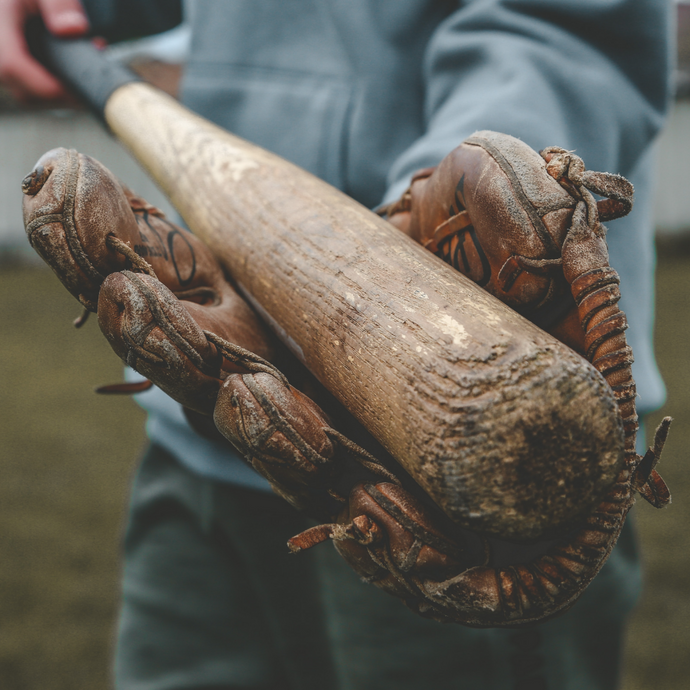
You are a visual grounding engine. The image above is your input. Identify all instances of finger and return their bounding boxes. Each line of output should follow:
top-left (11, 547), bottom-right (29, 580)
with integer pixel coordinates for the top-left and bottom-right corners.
top-left (0, 1), bottom-right (72, 100)
top-left (97, 271), bottom-right (224, 415)
top-left (2, 50), bottom-right (68, 101)
top-left (37, 0), bottom-right (89, 37)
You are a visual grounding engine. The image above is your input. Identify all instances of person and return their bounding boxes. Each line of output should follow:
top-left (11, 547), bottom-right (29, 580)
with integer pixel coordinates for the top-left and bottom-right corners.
top-left (0, 1), bottom-right (672, 688)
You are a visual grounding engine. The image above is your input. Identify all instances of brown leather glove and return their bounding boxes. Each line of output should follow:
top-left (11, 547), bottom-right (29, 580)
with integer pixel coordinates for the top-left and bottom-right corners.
top-left (22, 138), bottom-right (669, 628)
top-left (380, 132), bottom-right (636, 354)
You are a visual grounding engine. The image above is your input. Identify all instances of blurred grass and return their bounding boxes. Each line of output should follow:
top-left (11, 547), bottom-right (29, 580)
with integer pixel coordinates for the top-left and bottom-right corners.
top-left (621, 250), bottom-right (690, 690)
top-left (0, 262), bottom-right (145, 689)
top-left (0, 254), bottom-right (688, 689)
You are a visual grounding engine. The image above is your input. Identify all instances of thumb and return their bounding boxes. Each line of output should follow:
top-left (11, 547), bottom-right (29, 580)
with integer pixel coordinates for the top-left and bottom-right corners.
top-left (37, 0), bottom-right (89, 37)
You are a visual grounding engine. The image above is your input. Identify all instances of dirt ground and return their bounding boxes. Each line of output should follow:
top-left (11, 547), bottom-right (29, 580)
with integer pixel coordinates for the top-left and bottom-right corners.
top-left (0, 254), bottom-right (688, 689)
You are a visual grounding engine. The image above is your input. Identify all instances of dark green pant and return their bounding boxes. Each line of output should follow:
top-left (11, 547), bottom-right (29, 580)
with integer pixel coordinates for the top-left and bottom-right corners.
top-left (115, 445), bottom-right (641, 690)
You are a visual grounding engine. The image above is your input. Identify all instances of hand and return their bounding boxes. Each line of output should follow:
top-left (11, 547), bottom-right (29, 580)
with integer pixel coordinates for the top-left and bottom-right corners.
top-left (0, 0), bottom-right (89, 102)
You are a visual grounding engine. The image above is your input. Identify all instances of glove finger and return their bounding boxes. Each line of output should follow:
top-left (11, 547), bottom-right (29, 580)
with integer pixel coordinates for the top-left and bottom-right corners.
top-left (335, 482), bottom-right (473, 577)
top-left (22, 147), bottom-right (229, 309)
top-left (398, 133), bottom-right (577, 315)
top-left (23, 148), bottom-right (132, 310)
top-left (98, 270), bottom-right (233, 414)
top-left (214, 371), bottom-right (338, 514)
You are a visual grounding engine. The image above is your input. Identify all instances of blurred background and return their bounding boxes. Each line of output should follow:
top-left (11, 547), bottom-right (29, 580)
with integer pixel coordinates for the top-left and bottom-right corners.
top-left (1, 6), bottom-right (690, 690)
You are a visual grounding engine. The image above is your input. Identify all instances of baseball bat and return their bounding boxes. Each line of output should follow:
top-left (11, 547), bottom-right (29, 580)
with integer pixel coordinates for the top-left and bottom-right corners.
top-left (32, 30), bottom-right (623, 541)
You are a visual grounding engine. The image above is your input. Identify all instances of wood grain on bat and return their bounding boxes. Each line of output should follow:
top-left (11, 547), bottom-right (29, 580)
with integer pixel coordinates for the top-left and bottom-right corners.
top-left (104, 83), bottom-right (623, 540)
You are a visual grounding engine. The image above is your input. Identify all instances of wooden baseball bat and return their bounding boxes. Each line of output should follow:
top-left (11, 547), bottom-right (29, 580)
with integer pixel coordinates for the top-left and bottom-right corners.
top-left (34, 31), bottom-right (623, 541)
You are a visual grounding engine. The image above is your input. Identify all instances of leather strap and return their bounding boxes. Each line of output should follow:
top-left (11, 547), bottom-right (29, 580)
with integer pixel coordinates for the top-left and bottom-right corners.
top-left (423, 210), bottom-right (471, 254)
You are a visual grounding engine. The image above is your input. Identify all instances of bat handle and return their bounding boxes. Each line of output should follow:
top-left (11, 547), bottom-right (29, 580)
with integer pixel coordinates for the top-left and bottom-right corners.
top-left (26, 17), bottom-right (140, 119)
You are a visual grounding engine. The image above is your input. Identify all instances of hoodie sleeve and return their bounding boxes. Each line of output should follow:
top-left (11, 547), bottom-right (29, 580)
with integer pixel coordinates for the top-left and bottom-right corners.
top-left (384, 0), bottom-right (673, 201)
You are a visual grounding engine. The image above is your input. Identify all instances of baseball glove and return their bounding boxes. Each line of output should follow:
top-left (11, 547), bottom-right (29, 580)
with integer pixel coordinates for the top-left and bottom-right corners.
top-left (21, 133), bottom-right (670, 628)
